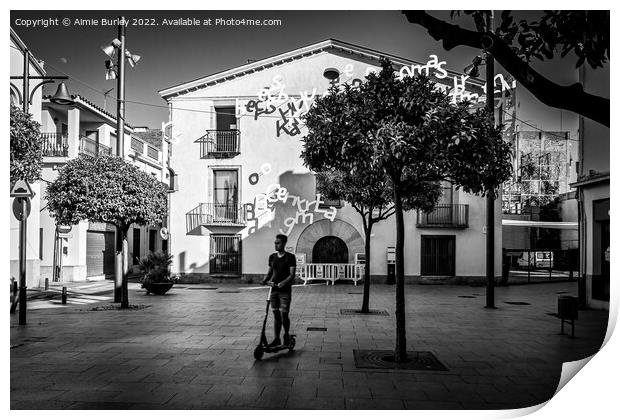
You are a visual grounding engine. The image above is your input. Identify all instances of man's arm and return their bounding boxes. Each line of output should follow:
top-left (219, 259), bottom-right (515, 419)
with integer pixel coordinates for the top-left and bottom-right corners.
top-left (262, 266), bottom-right (274, 285)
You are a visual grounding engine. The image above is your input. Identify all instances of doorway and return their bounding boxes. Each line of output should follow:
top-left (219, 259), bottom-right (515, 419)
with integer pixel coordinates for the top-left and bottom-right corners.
top-left (312, 236), bottom-right (348, 264)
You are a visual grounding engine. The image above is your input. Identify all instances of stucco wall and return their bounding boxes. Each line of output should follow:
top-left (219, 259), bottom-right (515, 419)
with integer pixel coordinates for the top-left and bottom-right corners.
top-left (168, 50), bottom-right (501, 280)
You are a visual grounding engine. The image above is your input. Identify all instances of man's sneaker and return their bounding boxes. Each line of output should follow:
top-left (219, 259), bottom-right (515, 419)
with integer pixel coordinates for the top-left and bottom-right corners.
top-left (283, 334), bottom-right (291, 347)
top-left (268, 338), bottom-right (281, 348)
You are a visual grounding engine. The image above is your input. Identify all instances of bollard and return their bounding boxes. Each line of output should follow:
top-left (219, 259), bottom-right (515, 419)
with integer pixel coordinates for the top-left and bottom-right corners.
top-left (45, 277), bottom-right (49, 290)
top-left (61, 286), bottom-right (67, 305)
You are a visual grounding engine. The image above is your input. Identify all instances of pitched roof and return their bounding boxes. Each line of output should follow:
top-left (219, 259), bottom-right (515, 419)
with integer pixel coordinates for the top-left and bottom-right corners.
top-left (159, 38), bottom-right (484, 100)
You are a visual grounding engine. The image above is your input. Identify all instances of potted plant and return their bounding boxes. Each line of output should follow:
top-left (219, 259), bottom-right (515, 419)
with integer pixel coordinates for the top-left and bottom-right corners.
top-left (138, 251), bottom-right (177, 295)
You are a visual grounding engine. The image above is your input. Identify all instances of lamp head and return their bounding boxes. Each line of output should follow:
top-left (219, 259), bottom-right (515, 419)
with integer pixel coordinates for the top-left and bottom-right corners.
top-left (49, 82), bottom-right (74, 106)
top-left (101, 39), bottom-right (121, 59)
top-left (125, 51), bottom-right (141, 68)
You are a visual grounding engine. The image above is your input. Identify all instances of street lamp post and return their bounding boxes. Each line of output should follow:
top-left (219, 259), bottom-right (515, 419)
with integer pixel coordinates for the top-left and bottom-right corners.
top-left (102, 17), bottom-right (140, 307)
top-left (10, 49), bottom-right (74, 325)
top-left (484, 12), bottom-right (496, 309)
top-left (464, 11), bottom-right (496, 308)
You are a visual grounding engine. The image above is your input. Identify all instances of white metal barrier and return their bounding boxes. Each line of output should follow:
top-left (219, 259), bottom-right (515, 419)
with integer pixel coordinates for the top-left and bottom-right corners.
top-left (299, 263), bottom-right (364, 286)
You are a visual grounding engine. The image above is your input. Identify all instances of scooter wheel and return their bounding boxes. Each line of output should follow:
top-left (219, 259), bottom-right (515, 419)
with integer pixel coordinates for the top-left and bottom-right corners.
top-left (253, 345), bottom-right (264, 360)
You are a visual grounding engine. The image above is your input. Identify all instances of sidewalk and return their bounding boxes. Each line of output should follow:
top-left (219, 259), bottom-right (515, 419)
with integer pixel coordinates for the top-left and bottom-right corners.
top-left (10, 281), bottom-right (608, 410)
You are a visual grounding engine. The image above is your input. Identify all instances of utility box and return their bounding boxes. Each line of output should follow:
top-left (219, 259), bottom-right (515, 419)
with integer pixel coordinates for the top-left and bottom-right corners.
top-left (386, 247), bottom-right (396, 285)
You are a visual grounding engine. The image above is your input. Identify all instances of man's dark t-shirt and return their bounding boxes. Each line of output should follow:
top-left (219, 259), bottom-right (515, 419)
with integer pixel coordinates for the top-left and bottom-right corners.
top-left (269, 252), bottom-right (296, 293)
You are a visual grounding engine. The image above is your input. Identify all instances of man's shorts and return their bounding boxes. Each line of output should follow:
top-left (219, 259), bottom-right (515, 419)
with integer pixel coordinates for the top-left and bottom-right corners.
top-left (270, 290), bottom-right (291, 313)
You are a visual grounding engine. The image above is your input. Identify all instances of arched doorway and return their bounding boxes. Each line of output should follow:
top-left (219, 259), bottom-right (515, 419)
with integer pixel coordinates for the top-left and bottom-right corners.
top-left (312, 236), bottom-right (348, 263)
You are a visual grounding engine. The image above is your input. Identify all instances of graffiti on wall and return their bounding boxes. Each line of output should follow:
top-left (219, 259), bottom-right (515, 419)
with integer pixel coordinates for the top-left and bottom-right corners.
top-left (240, 55), bottom-right (516, 138)
top-left (245, 182), bottom-right (337, 236)
top-left (248, 163), bottom-right (272, 185)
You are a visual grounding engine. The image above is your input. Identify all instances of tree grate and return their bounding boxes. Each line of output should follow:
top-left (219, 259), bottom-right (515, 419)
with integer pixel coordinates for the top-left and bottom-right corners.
top-left (353, 349), bottom-right (448, 371)
top-left (216, 290), bottom-right (240, 293)
top-left (504, 301), bottom-right (531, 305)
top-left (340, 309), bottom-right (389, 316)
top-left (307, 327), bottom-right (327, 331)
top-left (457, 295), bottom-right (477, 298)
top-left (188, 287), bottom-right (218, 290)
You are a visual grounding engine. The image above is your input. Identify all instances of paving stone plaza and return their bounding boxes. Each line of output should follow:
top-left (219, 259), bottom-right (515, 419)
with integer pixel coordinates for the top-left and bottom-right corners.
top-left (10, 281), bottom-right (608, 410)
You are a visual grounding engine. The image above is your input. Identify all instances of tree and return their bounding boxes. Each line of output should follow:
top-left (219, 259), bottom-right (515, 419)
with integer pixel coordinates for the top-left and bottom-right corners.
top-left (303, 60), bottom-right (512, 362)
top-left (46, 155), bottom-right (168, 308)
top-left (10, 104), bottom-right (42, 186)
top-left (402, 10), bottom-right (610, 127)
top-left (314, 170), bottom-right (394, 313)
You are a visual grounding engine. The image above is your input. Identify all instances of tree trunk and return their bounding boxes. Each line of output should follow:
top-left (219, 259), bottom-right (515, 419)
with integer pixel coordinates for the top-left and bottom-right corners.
top-left (361, 219), bottom-right (373, 313)
top-left (121, 227), bottom-right (129, 309)
top-left (393, 184), bottom-right (408, 363)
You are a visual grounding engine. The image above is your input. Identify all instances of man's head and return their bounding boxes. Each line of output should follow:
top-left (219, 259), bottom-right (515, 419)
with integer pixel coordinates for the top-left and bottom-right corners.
top-left (274, 234), bottom-right (287, 252)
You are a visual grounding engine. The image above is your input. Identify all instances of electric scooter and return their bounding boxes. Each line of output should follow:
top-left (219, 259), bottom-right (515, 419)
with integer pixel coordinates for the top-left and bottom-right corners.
top-left (253, 285), bottom-right (296, 360)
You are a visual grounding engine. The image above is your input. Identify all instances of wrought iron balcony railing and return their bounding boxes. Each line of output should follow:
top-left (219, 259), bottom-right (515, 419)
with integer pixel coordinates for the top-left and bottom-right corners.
top-left (79, 136), bottom-right (112, 157)
top-left (416, 204), bottom-right (469, 228)
top-left (195, 130), bottom-right (240, 158)
top-left (41, 132), bottom-right (69, 157)
top-left (186, 202), bottom-right (245, 232)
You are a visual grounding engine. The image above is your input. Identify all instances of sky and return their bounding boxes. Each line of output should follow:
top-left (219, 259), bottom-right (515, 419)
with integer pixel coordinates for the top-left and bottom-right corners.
top-left (9, 9), bottom-right (591, 138)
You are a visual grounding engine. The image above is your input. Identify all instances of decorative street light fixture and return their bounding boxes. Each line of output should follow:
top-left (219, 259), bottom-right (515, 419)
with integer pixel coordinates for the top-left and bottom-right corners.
top-left (10, 48), bottom-right (74, 326)
top-left (101, 17), bottom-right (141, 308)
top-left (10, 49), bottom-right (74, 113)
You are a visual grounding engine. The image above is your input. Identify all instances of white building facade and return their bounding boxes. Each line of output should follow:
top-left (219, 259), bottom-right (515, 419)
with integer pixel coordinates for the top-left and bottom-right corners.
top-left (37, 96), bottom-right (170, 284)
top-left (159, 39), bottom-right (503, 284)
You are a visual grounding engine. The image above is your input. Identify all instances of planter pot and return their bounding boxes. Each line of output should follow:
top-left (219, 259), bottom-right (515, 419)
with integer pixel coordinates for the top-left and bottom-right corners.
top-left (144, 282), bottom-right (174, 295)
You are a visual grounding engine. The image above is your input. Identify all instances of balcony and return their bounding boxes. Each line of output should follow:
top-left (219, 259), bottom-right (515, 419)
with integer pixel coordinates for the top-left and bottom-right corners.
top-left (186, 202), bottom-right (245, 233)
top-left (41, 132), bottom-right (68, 157)
top-left (79, 136), bottom-right (112, 157)
top-left (416, 204), bottom-right (469, 228)
top-left (195, 130), bottom-right (240, 159)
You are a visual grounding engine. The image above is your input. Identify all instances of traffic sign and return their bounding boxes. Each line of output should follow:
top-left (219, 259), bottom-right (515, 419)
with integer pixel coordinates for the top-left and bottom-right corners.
top-left (160, 227), bottom-right (169, 240)
top-left (10, 179), bottom-right (35, 198)
top-left (12, 197), bottom-right (31, 221)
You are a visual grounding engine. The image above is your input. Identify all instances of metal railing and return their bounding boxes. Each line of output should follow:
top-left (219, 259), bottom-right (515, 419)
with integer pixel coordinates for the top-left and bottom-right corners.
top-left (186, 202), bottom-right (245, 232)
top-left (41, 132), bottom-right (69, 157)
top-left (299, 263), bottom-right (364, 286)
top-left (416, 204), bottom-right (469, 228)
top-left (79, 136), bottom-right (112, 157)
top-left (196, 130), bottom-right (240, 158)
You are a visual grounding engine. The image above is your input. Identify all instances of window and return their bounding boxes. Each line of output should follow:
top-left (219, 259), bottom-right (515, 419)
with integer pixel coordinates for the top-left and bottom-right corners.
top-left (214, 107), bottom-right (239, 153)
top-left (149, 229), bottom-right (157, 253)
top-left (213, 170), bottom-right (239, 221)
top-left (210, 235), bottom-right (241, 274)
top-left (132, 228), bottom-right (141, 265)
top-left (420, 235), bottom-right (455, 276)
top-left (39, 228), bottom-right (43, 260)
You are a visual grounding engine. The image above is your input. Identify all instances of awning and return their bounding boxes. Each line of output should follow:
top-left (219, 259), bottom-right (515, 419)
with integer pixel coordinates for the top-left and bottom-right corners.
top-left (502, 220), bottom-right (578, 229)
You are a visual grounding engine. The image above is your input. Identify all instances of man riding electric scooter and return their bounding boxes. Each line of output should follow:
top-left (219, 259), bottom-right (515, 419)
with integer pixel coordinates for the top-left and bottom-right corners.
top-left (261, 234), bottom-right (296, 348)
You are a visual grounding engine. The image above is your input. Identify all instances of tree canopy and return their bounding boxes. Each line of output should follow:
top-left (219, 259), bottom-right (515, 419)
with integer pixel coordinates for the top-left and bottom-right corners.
top-left (46, 155), bottom-right (168, 231)
top-left (303, 59), bottom-right (512, 361)
top-left (10, 104), bottom-right (42, 186)
top-left (403, 10), bottom-right (610, 127)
